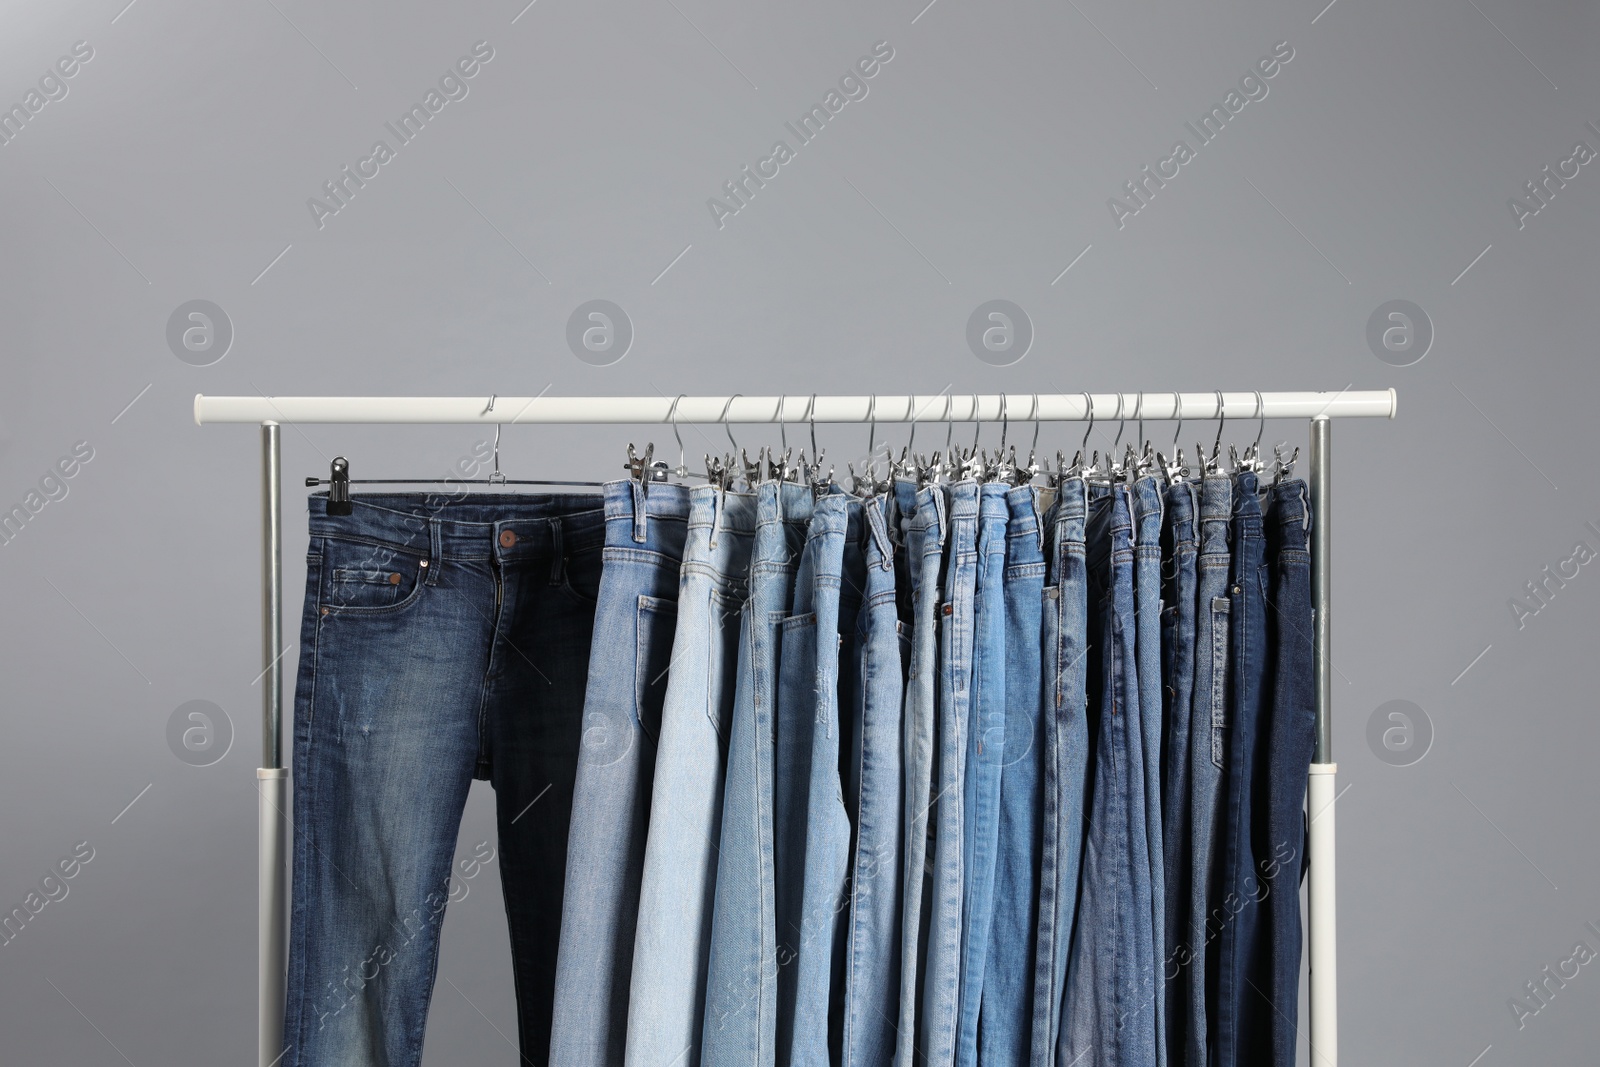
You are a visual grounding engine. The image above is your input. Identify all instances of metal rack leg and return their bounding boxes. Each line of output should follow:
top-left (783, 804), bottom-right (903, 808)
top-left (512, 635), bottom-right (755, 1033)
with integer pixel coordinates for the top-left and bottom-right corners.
top-left (260, 423), bottom-right (287, 1067)
top-left (1308, 417), bottom-right (1336, 1067)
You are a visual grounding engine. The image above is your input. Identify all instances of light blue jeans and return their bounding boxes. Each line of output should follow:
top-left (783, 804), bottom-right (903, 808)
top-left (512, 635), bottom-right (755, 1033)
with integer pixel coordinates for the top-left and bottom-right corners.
top-left (1030, 481), bottom-right (1090, 1067)
top-left (1132, 476), bottom-right (1168, 1067)
top-left (922, 482), bottom-right (980, 1067)
top-left (780, 493), bottom-right (863, 1066)
top-left (624, 488), bottom-right (756, 1067)
top-left (977, 486), bottom-right (1046, 1067)
top-left (954, 484), bottom-right (1011, 1066)
top-left (700, 483), bottom-right (814, 1067)
top-left (894, 483), bottom-right (946, 1067)
top-left (551, 482), bottom-right (690, 1067)
top-left (841, 495), bottom-right (908, 1067)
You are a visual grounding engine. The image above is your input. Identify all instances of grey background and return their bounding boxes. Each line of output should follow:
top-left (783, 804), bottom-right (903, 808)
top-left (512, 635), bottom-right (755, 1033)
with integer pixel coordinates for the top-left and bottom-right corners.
top-left (0, 0), bottom-right (1595, 1063)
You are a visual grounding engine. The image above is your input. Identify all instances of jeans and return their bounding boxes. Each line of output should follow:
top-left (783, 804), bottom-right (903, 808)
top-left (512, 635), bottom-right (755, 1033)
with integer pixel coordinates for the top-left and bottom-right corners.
top-left (1061, 484), bottom-right (1158, 1067)
top-left (783, 494), bottom-right (865, 1066)
top-left (552, 482), bottom-right (690, 1067)
top-left (1156, 480), bottom-right (1198, 1067)
top-left (1131, 476), bottom-right (1168, 1067)
top-left (282, 492), bottom-right (604, 1067)
top-left (923, 482), bottom-right (980, 1067)
top-left (977, 487), bottom-right (1046, 1067)
top-left (895, 483), bottom-right (947, 1067)
top-left (701, 483), bottom-right (814, 1067)
top-left (1031, 481), bottom-right (1089, 1067)
top-left (842, 495), bottom-right (908, 1067)
top-left (954, 485), bottom-right (1011, 1067)
top-left (1214, 471), bottom-right (1271, 1067)
top-left (626, 488), bottom-right (756, 1067)
top-left (1263, 479), bottom-right (1315, 1067)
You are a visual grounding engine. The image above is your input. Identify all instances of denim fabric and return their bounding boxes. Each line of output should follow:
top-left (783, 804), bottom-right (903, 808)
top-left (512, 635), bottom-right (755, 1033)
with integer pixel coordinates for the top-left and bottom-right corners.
top-left (1263, 479), bottom-right (1314, 1067)
top-left (783, 494), bottom-right (865, 1066)
top-left (1061, 484), bottom-right (1158, 1067)
top-left (1156, 480), bottom-right (1198, 1067)
top-left (954, 484), bottom-right (1011, 1067)
top-left (701, 483), bottom-right (815, 1067)
top-left (282, 492), bottom-right (605, 1067)
top-left (1030, 481), bottom-right (1089, 1067)
top-left (922, 482), bottom-right (980, 1067)
top-left (1131, 476), bottom-right (1168, 1067)
top-left (841, 495), bottom-right (908, 1067)
top-left (552, 482), bottom-right (690, 1067)
top-left (1213, 471), bottom-right (1272, 1067)
top-left (977, 486), bottom-right (1046, 1067)
top-left (895, 483), bottom-right (947, 1067)
top-left (1182, 474), bottom-right (1231, 1067)
top-left (626, 488), bottom-right (756, 1067)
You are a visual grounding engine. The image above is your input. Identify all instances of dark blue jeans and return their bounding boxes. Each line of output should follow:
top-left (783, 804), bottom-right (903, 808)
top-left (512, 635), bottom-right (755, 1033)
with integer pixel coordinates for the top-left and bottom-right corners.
top-left (1158, 479), bottom-right (1198, 1067)
top-left (1214, 470), bottom-right (1272, 1067)
top-left (1263, 479), bottom-right (1315, 1067)
top-left (1061, 484), bottom-right (1158, 1067)
top-left (282, 492), bottom-right (606, 1067)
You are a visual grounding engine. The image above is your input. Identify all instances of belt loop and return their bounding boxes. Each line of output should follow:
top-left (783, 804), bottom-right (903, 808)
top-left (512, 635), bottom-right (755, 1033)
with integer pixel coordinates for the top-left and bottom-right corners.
top-left (426, 520), bottom-right (442, 585)
top-left (866, 497), bottom-right (894, 568)
top-left (710, 486), bottom-right (723, 549)
top-left (548, 517), bottom-right (564, 585)
top-left (1030, 487), bottom-right (1044, 553)
top-left (932, 487), bottom-right (949, 549)
top-left (631, 480), bottom-right (649, 544)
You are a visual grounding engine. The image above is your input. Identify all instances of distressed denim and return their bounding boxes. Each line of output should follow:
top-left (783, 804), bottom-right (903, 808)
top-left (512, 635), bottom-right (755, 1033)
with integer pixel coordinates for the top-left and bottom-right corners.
top-left (1183, 474), bottom-right (1231, 1067)
top-left (977, 486), bottom-right (1046, 1067)
top-left (1263, 480), bottom-right (1314, 1067)
top-left (1131, 476), bottom-right (1168, 1067)
top-left (783, 494), bottom-right (865, 1066)
top-left (1156, 480), bottom-right (1198, 1067)
top-left (894, 483), bottom-right (947, 1067)
top-left (922, 482), bottom-right (980, 1067)
top-left (282, 492), bottom-right (604, 1067)
top-left (552, 482), bottom-right (690, 1067)
top-left (1213, 471), bottom-right (1271, 1067)
top-left (954, 485), bottom-right (1011, 1067)
top-left (842, 495), bottom-right (908, 1067)
top-left (1031, 481), bottom-right (1089, 1067)
top-left (701, 483), bottom-right (814, 1067)
top-left (626, 488), bottom-right (756, 1067)
top-left (1061, 485), bottom-right (1158, 1067)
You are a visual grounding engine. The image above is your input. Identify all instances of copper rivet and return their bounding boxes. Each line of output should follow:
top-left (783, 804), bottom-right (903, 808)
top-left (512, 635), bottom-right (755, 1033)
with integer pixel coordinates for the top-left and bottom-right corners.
top-left (321, 607), bottom-right (329, 615)
top-left (500, 530), bottom-right (517, 548)
top-left (389, 572), bottom-right (401, 585)
top-left (942, 603), bottom-right (953, 616)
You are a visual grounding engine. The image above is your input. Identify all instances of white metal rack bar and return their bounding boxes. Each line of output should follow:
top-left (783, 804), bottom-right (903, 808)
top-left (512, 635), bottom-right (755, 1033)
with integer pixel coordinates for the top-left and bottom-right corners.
top-left (196, 389), bottom-right (1395, 1067)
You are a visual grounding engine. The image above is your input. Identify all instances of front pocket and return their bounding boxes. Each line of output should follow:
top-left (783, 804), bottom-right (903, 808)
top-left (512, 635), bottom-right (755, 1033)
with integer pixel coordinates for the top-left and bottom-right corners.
top-left (634, 594), bottom-right (678, 740)
top-left (1210, 596), bottom-right (1230, 767)
top-left (322, 539), bottom-right (428, 614)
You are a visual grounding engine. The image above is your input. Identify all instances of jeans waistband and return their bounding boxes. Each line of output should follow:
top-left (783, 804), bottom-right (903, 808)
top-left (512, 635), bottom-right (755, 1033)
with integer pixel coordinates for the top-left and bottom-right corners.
top-left (688, 485), bottom-right (759, 536)
top-left (308, 492), bottom-right (605, 561)
top-left (604, 480), bottom-right (691, 546)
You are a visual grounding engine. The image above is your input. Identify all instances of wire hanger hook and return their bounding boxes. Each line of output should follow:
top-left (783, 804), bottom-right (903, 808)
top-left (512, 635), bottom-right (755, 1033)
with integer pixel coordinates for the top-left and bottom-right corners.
top-left (667, 393), bottom-right (687, 475)
top-left (1172, 391), bottom-right (1184, 451)
top-left (720, 394), bottom-right (742, 454)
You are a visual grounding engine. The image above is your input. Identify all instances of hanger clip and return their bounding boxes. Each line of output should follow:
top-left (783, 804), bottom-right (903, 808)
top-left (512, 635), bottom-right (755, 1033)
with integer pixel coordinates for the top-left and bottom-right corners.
top-left (328, 457), bottom-right (352, 516)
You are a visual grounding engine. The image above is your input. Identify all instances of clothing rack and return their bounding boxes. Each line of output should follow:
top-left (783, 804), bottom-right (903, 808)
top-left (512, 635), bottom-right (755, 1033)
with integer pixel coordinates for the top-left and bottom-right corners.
top-left (194, 389), bottom-right (1397, 1067)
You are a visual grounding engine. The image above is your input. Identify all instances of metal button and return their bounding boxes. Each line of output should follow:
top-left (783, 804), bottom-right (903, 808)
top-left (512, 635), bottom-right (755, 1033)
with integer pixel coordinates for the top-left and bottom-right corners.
top-left (389, 572), bottom-right (402, 585)
top-left (500, 530), bottom-right (517, 548)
